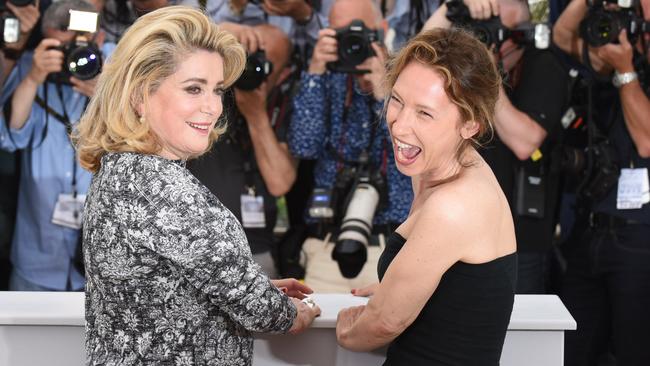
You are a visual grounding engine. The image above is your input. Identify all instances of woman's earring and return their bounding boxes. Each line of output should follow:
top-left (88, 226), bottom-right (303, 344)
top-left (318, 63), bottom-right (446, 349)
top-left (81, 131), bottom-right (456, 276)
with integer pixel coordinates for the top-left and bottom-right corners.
top-left (139, 116), bottom-right (145, 124)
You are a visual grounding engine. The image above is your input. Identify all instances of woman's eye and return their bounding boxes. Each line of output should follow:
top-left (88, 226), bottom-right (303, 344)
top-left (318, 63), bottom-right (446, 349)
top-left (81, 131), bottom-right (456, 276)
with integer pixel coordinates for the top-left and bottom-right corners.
top-left (185, 86), bottom-right (201, 94)
top-left (419, 111), bottom-right (433, 119)
top-left (214, 88), bottom-right (225, 96)
top-left (390, 95), bottom-right (402, 104)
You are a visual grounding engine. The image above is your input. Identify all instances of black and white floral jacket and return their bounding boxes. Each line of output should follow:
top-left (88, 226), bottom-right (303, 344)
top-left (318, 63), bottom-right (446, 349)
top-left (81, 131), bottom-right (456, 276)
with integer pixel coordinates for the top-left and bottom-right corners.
top-left (83, 152), bottom-right (296, 366)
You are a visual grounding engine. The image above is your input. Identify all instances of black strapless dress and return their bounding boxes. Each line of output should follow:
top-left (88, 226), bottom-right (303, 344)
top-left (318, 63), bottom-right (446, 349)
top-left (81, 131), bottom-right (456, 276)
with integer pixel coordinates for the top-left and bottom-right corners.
top-left (378, 232), bottom-right (517, 366)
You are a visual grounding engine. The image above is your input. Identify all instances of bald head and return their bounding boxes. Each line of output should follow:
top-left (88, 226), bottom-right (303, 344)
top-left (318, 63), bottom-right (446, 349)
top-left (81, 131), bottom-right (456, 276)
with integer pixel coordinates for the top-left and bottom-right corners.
top-left (329, 0), bottom-right (383, 30)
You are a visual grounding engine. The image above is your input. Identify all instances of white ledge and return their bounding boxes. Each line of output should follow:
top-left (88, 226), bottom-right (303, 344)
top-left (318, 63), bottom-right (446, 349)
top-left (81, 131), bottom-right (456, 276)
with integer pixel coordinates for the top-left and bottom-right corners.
top-left (0, 292), bottom-right (576, 330)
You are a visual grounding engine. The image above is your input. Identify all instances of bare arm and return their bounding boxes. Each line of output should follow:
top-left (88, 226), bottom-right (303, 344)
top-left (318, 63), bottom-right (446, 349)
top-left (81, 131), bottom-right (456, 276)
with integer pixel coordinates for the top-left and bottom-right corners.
top-left (236, 86), bottom-right (297, 196)
top-left (596, 30), bottom-right (650, 157)
top-left (336, 191), bottom-right (472, 351)
top-left (246, 112), bottom-right (297, 196)
top-left (10, 39), bottom-right (63, 130)
top-left (618, 81), bottom-right (650, 157)
top-left (494, 86), bottom-right (548, 160)
top-left (552, 0), bottom-right (610, 73)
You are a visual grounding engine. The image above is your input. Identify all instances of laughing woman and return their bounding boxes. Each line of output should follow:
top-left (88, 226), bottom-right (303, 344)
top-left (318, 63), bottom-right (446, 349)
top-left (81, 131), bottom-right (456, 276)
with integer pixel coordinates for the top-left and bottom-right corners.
top-left (335, 28), bottom-right (517, 365)
top-left (74, 6), bottom-right (319, 365)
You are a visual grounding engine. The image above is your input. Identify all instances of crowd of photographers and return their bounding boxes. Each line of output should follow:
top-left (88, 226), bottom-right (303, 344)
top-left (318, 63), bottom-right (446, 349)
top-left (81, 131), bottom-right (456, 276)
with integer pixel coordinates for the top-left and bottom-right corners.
top-left (0, 0), bottom-right (648, 364)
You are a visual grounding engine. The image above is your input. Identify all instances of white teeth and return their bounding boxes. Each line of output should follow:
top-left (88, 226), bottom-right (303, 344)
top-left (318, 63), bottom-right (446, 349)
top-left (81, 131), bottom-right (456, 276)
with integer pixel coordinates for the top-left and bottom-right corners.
top-left (188, 122), bottom-right (209, 130)
top-left (395, 139), bottom-right (415, 150)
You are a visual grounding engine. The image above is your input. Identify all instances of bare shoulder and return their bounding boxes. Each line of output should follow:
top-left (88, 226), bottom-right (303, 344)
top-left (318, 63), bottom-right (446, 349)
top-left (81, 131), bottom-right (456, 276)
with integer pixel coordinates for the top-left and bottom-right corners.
top-left (413, 166), bottom-right (515, 262)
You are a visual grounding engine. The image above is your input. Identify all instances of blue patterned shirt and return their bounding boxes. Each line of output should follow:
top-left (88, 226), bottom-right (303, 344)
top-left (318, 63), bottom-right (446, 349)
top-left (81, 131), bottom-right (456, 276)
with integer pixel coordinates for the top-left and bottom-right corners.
top-left (288, 71), bottom-right (412, 225)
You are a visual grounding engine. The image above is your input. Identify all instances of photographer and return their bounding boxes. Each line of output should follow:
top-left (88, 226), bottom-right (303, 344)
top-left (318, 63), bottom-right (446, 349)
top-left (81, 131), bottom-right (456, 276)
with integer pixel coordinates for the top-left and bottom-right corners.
top-left (188, 23), bottom-right (295, 277)
top-left (0, 0), bottom-right (41, 85)
top-left (553, 0), bottom-right (650, 364)
top-left (181, 0), bottom-right (331, 63)
top-left (424, 0), bottom-right (569, 294)
top-left (0, 0), bottom-right (114, 291)
top-left (288, 0), bottom-right (412, 292)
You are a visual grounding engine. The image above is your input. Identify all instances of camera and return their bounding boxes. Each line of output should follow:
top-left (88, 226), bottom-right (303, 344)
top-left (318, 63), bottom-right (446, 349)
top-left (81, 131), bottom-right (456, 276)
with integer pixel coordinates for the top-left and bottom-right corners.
top-left (580, 2), bottom-right (648, 47)
top-left (235, 50), bottom-right (273, 90)
top-left (47, 10), bottom-right (103, 84)
top-left (561, 140), bottom-right (620, 201)
top-left (48, 37), bottom-right (103, 84)
top-left (445, 0), bottom-right (550, 49)
top-left (328, 152), bottom-right (386, 279)
top-left (327, 19), bottom-right (383, 74)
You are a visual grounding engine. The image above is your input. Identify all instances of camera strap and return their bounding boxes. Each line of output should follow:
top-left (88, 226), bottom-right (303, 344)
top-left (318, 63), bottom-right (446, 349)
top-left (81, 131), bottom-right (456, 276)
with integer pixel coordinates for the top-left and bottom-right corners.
top-left (331, 76), bottom-right (385, 171)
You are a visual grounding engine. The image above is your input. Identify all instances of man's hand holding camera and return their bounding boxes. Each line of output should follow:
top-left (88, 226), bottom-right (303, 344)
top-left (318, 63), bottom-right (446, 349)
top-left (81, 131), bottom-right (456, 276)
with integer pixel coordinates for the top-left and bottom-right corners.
top-left (235, 81), bottom-right (269, 126)
top-left (27, 38), bottom-right (64, 84)
top-left (463, 0), bottom-right (499, 19)
top-left (595, 29), bottom-right (635, 73)
top-left (221, 23), bottom-right (265, 53)
top-left (309, 28), bottom-right (337, 75)
top-left (356, 42), bottom-right (387, 100)
top-left (70, 76), bottom-right (98, 97)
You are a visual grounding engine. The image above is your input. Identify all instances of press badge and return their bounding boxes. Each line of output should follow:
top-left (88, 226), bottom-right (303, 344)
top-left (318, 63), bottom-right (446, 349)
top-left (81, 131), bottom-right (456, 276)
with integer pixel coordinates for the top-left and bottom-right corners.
top-left (52, 193), bottom-right (86, 229)
top-left (616, 168), bottom-right (650, 210)
top-left (241, 194), bottom-right (265, 228)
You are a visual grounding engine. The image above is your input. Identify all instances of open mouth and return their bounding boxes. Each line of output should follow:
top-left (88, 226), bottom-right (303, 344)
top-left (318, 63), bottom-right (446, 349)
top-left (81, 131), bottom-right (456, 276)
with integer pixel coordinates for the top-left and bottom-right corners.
top-left (395, 138), bottom-right (422, 163)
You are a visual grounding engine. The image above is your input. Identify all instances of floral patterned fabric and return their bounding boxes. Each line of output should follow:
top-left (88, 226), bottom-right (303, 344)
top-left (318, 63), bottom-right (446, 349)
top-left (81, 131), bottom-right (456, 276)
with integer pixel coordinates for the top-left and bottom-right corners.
top-left (83, 152), bottom-right (296, 366)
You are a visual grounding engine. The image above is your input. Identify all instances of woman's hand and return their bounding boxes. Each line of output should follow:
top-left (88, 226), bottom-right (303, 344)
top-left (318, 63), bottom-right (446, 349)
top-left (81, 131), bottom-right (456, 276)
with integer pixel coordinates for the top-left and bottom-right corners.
top-left (288, 297), bottom-right (321, 334)
top-left (336, 305), bottom-right (366, 343)
top-left (351, 282), bottom-right (378, 297)
top-left (272, 278), bottom-right (313, 299)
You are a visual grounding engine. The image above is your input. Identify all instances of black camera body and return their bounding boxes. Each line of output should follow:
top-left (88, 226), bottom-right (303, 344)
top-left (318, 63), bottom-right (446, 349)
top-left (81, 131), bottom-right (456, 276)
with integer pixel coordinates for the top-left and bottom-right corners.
top-left (48, 38), bottom-right (103, 84)
top-left (562, 140), bottom-right (620, 201)
top-left (580, 4), bottom-right (648, 47)
top-left (445, 0), bottom-right (550, 49)
top-left (327, 19), bottom-right (383, 74)
top-left (235, 50), bottom-right (273, 90)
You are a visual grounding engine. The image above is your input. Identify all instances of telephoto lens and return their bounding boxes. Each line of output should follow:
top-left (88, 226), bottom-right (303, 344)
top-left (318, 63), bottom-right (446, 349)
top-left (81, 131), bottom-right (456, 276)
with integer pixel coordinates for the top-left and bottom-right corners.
top-left (332, 181), bottom-right (380, 278)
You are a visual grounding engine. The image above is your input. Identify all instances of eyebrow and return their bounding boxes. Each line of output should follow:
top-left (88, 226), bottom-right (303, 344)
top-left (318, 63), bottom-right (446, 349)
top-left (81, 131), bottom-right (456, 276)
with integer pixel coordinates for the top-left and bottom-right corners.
top-left (392, 89), bottom-right (438, 114)
top-left (181, 78), bottom-right (224, 86)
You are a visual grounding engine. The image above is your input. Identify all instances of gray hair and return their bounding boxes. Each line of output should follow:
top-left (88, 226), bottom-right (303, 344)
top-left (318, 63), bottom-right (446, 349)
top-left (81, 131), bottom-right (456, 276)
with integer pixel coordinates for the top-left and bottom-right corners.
top-left (41, 0), bottom-right (98, 34)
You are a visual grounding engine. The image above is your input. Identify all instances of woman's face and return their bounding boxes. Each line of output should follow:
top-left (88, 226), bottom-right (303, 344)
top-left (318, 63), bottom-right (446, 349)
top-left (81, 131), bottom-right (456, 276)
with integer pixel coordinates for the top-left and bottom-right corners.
top-left (142, 50), bottom-right (225, 160)
top-left (386, 61), bottom-right (473, 178)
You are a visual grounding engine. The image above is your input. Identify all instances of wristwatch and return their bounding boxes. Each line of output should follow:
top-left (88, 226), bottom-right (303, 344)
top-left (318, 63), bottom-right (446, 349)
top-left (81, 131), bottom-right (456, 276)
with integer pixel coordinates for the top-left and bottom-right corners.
top-left (612, 71), bottom-right (638, 88)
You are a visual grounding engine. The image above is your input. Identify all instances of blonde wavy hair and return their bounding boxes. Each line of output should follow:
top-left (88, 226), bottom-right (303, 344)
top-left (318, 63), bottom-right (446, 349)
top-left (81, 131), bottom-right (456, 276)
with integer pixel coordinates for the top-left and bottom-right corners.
top-left (74, 6), bottom-right (246, 173)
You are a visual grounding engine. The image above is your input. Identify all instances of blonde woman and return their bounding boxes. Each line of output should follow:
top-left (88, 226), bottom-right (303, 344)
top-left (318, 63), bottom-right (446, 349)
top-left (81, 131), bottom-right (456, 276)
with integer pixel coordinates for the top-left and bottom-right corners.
top-left (75, 6), bottom-right (319, 365)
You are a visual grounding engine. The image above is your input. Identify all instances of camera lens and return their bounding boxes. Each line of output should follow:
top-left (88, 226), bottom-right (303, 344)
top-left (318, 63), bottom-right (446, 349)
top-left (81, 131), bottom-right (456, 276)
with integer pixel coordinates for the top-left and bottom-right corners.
top-left (583, 11), bottom-right (621, 46)
top-left (67, 46), bottom-right (102, 80)
top-left (339, 33), bottom-right (370, 66)
top-left (332, 182), bottom-right (379, 279)
top-left (236, 51), bottom-right (272, 91)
